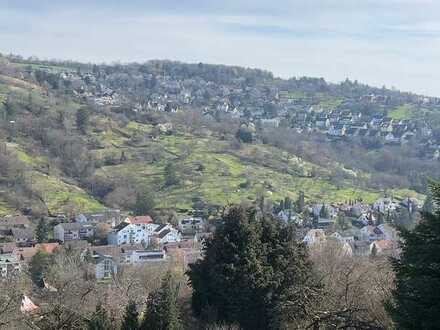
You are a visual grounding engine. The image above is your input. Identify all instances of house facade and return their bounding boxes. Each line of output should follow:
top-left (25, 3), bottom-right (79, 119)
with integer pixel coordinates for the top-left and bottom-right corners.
top-left (178, 218), bottom-right (205, 233)
top-left (153, 224), bottom-right (182, 244)
top-left (0, 253), bottom-right (20, 277)
top-left (91, 253), bottom-right (117, 280)
top-left (107, 222), bottom-right (153, 246)
top-left (54, 223), bottom-right (94, 243)
top-left (121, 250), bottom-right (167, 264)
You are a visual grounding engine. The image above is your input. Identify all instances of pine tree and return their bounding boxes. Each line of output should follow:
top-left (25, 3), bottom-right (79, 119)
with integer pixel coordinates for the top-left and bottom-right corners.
top-left (370, 243), bottom-right (377, 258)
top-left (187, 205), bottom-right (321, 329)
top-left (296, 191), bottom-right (305, 212)
top-left (284, 196), bottom-right (292, 210)
top-left (319, 204), bottom-right (329, 219)
top-left (387, 182), bottom-right (440, 329)
top-left (29, 250), bottom-right (51, 287)
top-left (121, 300), bottom-right (139, 330)
top-left (139, 272), bottom-right (181, 330)
top-left (35, 218), bottom-right (48, 243)
top-left (133, 189), bottom-right (155, 216)
top-left (88, 303), bottom-right (112, 330)
top-left (164, 163), bottom-right (180, 187)
top-left (76, 107), bottom-right (90, 134)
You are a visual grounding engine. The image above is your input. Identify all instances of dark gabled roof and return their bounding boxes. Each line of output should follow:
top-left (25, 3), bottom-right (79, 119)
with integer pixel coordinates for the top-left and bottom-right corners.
top-left (154, 224), bottom-right (167, 233)
top-left (59, 223), bottom-right (83, 231)
top-left (11, 228), bottom-right (34, 240)
top-left (114, 222), bottom-right (129, 231)
top-left (0, 216), bottom-right (31, 228)
top-left (158, 229), bottom-right (171, 239)
top-left (91, 252), bottom-right (113, 264)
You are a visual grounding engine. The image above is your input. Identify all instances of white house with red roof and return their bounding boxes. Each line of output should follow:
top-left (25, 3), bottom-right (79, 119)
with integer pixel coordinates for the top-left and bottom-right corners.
top-left (125, 215), bottom-right (154, 225)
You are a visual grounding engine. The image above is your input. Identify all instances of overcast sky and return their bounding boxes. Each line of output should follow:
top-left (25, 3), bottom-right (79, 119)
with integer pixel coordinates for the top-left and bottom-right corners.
top-left (1, 0), bottom-right (440, 96)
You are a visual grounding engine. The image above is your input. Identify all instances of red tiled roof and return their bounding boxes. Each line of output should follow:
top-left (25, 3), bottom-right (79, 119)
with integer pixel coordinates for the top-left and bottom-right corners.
top-left (127, 215), bottom-right (153, 224)
top-left (374, 240), bottom-right (395, 251)
top-left (38, 243), bottom-right (59, 254)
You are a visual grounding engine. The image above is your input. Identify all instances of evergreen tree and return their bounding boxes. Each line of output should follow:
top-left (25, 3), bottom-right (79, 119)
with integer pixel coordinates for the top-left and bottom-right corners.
top-left (76, 107), bottom-right (90, 134)
top-left (88, 303), bottom-right (112, 330)
top-left (319, 204), bottom-right (329, 219)
top-left (387, 182), bottom-right (440, 329)
top-left (422, 190), bottom-right (434, 214)
top-left (121, 300), bottom-right (139, 330)
top-left (140, 272), bottom-right (181, 330)
top-left (164, 163), bottom-right (180, 187)
top-left (35, 218), bottom-right (48, 243)
top-left (284, 196), bottom-right (292, 210)
top-left (296, 191), bottom-right (305, 212)
top-left (4, 98), bottom-right (17, 120)
top-left (133, 189), bottom-right (155, 216)
top-left (29, 250), bottom-right (51, 287)
top-left (187, 205), bottom-right (321, 329)
top-left (370, 243), bottom-right (377, 258)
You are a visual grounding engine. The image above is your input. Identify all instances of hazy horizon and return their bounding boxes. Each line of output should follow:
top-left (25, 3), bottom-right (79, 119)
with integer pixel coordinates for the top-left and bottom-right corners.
top-left (2, 0), bottom-right (440, 96)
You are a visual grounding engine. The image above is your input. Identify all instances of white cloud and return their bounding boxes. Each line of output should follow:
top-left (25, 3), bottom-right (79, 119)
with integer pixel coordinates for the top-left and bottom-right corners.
top-left (0, 1), bottom-right (440, 96)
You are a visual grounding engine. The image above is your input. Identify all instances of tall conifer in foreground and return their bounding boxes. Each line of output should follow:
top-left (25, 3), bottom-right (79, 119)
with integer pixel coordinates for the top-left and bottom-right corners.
top-left (140, 272), bottom-right (181, 330)
top-left (187, 205), bottom-right (321, 330)
top-left (387, 182), bottom-right (440, 329)
top-left (121, 300), bottom-right (139, 330)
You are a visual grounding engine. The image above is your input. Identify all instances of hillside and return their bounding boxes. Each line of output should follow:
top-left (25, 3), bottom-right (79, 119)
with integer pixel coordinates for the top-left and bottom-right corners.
top-left (0, 54), bottom-right (430, 217)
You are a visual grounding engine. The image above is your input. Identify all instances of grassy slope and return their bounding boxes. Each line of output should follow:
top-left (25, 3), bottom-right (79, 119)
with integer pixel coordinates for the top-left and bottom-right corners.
top-left (0, 70), bottom-right (423, 216)
top-left (0, 78), bottom-right (103, 215)
top-left (93, 123), bottom-right (421, 212)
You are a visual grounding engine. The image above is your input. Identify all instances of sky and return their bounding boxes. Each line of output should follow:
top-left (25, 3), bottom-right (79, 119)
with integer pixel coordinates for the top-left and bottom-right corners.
top-left (1, 0), bottom-right (440, 96)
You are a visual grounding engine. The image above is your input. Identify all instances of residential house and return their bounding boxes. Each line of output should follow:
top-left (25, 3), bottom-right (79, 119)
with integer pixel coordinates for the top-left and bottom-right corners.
top-left (54, 223), bottom-right (94, 243)
top-left (260, 118), bottom-right (280, 127)
top-left (312, 204), bottom-right (337, 218)
top-left (370, 240), bottom-right (398, 257)
top-left (277, 210), bottom-right (296, 223)
top-left (153, 224), bottom-right (182, 245)
top-left (91, 252), bottom-right (117, 280)
top-left (178, 218), bottom-right (205, 234)
top-left (327, 124), bottom-right (346, 137)
top-left (400, 197), bottom-right (421, 212)
top-left (360, 225), bottom-right (384, 242)
top-left (0, 216), bottom-right (32, 230)
top-left (303, 229), bottom-right (326, 247)
top-left (0, 242), bottom-right (16, 254)
top-left (317, 217), bottom-right (334, 229)
top-left (315, 115), bottom-right (328, 128)
top-left (385, 132), bottom-right (401, 144)
top-left (369, 116), bottom-right (383, 129)
top-left (329, 232), bottom-right (355, 244)
top-left (125, 215), bottom-right (154, 225)
top-left (351, 241), bottom-right (370, 257)
top-left (76, 209), bottom-right (121, 227)
top-left (0, 253), bottom-right (20, 277)
top-left (373, 197), bottom-right (398, 213)
top-left (107, 222), bottom-right (154, 246)
top-left (121, 250), bottom-right (167, 264)
top-left (13, 243), bottom-right (59, 264)
top-left (377, 224), bottom-right (398, 241)
top-left (11, 228), bottom-right (35, 244)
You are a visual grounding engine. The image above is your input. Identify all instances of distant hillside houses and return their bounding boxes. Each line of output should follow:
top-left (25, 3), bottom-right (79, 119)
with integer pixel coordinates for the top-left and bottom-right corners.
top-left (294, 195), bottom-right (420, 258)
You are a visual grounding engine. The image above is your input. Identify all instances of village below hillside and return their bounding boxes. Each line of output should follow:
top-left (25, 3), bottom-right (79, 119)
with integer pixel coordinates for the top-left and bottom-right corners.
top-left (1, 192), bottom-right (424, 283)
